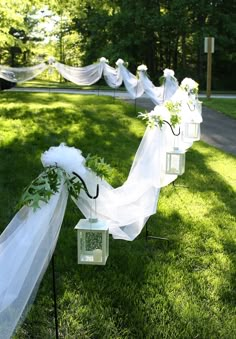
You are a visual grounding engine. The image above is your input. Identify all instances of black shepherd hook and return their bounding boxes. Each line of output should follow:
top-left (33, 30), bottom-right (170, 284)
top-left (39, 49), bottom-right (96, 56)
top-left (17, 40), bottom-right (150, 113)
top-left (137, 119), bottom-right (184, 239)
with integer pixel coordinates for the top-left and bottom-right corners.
top-left (163, 120), bottom-right (180, 136)
top-left (72, 171), bottom-right (99, 199)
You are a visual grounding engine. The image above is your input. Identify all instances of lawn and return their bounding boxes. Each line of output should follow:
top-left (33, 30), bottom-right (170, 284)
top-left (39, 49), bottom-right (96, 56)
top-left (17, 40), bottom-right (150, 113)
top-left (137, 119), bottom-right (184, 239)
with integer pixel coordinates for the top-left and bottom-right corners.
top-left (0, 92), bottom-right (235, 338)
top-left (202, 98), bottom-right (236, 119)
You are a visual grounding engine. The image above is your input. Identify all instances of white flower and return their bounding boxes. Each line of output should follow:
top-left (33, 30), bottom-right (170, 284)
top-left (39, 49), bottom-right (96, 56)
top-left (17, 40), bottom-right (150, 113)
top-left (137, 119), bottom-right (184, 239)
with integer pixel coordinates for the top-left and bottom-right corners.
top-left (48, 56), bottom-right (55, 65)
top-left (41, 143), bottom-right (86, 176)
top-left (152, 105), bottom-right (170, 120)
top-left (180, 77), bottom-right (199, 92)
top-left (99, 57), bottom-right (109, 63)
top-left (163, 68), bottom-right (175, 77)
top-left (116, 58), bottom-right (125, 66)
top-left (137, 64), bottom-right (148, 71)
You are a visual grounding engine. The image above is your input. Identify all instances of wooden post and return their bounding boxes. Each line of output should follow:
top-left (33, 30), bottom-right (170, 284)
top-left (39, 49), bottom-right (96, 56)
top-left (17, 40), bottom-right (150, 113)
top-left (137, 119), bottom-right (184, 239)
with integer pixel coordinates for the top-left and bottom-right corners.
top-left (204, 37), bottom-right (215, 99)
top-left (206, 38), bottom-right (212, 99)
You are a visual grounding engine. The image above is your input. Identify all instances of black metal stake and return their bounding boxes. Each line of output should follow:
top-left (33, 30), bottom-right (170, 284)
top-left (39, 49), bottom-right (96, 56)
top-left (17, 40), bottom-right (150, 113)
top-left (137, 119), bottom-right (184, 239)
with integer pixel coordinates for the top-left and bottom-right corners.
top-left (52, 254), bottom-right (59, 339)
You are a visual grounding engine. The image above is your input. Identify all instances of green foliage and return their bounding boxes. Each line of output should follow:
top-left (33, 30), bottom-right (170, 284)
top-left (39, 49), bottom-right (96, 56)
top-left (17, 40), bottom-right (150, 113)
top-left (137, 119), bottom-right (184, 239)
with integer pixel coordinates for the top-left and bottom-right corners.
top-left (164, 100), bottom-right (182, 127)
top-left (85, 154), bottom-right (111, 179)
top-left (138, 100), bottom-right (181, 129)
top-left (17, 166), bottom-right (83, 211)
top-left (17, 166), bottom-right (61, 211)
top-left (138, 111), bottom-right (164, 129)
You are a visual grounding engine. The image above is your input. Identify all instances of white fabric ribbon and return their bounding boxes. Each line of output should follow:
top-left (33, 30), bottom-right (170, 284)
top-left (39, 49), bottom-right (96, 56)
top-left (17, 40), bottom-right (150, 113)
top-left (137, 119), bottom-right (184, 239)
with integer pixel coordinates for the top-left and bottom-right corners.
top-left (0, 63), bottom-right (48, 83)
top-left (0, 186), bottom-right (68, 338)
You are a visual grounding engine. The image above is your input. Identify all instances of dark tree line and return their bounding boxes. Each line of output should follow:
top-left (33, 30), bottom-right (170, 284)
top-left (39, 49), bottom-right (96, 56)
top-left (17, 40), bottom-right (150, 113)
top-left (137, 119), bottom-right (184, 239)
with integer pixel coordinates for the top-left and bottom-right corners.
top-left (72, 0), bottom-right (236, 90)
top-left (1, 0), bottom-right (235, 90)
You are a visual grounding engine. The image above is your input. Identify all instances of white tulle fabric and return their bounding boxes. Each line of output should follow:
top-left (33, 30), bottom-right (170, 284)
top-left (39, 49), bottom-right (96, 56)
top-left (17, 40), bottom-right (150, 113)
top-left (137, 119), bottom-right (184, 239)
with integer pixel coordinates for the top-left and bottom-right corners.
top-left (101, 63), bottom-right (123, 88)
top-left (117, 63), bottom-right (144, 99)
top-left (0, 57), bottom-right (180, 105)
top-left (0, 186), bottom-right (68, 338)
top-left (0, 63), bottom-right (48, 83)
top-left (53, 61), bottom-right (105, 86)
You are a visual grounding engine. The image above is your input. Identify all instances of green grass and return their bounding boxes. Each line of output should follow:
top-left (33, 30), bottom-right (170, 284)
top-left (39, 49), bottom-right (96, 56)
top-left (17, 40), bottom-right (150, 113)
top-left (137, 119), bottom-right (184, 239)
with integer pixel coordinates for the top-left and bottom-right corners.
top-left (202, 98), bottom-right (236, 119)
top-left (0, 92), bottom-right (235, 338)
top-left (16, 78), bottom-right (124, 91)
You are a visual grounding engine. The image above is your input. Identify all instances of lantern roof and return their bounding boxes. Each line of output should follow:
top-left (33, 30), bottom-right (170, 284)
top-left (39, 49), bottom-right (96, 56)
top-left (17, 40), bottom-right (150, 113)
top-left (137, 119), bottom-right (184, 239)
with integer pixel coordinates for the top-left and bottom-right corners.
top-left (75, 218), bottom-right (109, 231)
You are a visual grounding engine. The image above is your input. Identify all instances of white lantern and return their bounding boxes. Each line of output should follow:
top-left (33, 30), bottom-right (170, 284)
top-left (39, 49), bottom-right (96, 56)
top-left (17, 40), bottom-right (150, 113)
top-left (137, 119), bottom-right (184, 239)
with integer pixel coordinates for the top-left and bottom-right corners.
top-left (75, 219), bottom-right (109, 265)
top-left (184, 121), bottom-right (201, 141)
top-left (166, 148), bottom-right (186, 175)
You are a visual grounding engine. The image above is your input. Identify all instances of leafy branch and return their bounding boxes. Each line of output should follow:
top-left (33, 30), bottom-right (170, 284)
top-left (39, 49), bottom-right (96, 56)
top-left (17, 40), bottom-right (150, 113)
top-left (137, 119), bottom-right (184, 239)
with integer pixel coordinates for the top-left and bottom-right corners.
top-left (85, 154), bottom-right (111, 179)
top-left (17, 154), bottom-right (111, 212)
top-left (17, 166), bottom-right (83, 211)
top-left (138, 100), bottom-right (182, 129)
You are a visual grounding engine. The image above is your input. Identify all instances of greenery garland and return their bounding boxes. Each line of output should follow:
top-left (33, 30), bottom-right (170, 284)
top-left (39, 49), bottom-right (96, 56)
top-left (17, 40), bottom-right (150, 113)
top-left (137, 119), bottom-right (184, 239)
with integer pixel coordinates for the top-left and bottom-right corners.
top-left (17, 155), bottom-right (111, 211)
top-left (138, 100), bottom-right (182, 129)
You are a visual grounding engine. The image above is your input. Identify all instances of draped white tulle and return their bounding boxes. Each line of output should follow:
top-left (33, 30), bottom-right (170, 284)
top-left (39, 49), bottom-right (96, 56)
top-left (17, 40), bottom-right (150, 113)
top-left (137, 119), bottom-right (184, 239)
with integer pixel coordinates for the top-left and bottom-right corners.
top-left (53, 61), bottom-right (105, 86)
top-left (0, 57), bottom-right (179, 104)
top-left (0, 186), bottom-right (68, 338)
top-left (0, 63), bottom-right (48, 83)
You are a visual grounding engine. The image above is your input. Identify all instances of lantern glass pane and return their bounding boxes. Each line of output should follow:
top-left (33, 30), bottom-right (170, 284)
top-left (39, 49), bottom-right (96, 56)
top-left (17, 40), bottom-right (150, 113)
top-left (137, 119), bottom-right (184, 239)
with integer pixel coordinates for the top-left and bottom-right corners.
top-left (166, 151), bottom-right (185, 175)
top-left (196, 101), bottom-right (202, 115)
top-left (75, 219), bottom-right (109, 265)
top-left (185, 123), bottom-right (200, 140)
top-left (85, 232), bottom-right (102, 251)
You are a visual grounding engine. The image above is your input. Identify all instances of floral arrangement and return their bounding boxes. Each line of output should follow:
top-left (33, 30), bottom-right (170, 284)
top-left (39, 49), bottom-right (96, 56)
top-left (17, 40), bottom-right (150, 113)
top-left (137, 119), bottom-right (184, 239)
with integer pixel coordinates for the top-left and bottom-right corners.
top-left (115, 58), bottom-right (124, 66)
top-left (163, 69), bottom-right (175, 77)
top-left (159, 68), bottom-right (176, 86)
top-left (180, 77), bottom-right (199, 95)
top-left (138, 100), bottom-right (182, 129)
top-left (137, 64), bottom-right (148, 71)
top-left (18, 152), bottom-right (111, 211)
top-left (47, 56), bottom-right (56, 65)
top-left (99, 57), bottom-right (109, 63)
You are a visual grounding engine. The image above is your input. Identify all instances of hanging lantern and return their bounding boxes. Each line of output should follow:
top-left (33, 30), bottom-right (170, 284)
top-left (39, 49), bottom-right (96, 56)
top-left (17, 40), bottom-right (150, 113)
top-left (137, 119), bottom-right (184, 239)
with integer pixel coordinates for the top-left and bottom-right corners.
top-left (166, 147), bottom-right (186, 175)
top-left (184, 121), bottom-right (201, 141)
top-left (75, 218), bottom-right (109, 265)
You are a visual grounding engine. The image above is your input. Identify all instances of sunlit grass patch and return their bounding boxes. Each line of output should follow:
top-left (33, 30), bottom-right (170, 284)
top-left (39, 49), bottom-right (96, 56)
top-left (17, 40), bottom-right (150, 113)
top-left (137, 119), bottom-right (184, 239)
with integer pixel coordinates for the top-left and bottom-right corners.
top-left (202, 98), bottom-right (236, 119)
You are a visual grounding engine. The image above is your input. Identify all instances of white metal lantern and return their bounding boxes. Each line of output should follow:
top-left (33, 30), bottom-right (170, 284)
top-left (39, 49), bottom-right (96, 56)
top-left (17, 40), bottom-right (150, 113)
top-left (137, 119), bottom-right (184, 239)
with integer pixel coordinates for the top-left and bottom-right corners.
top-left (184, 121), bottom-right (201, 141)
top-left (166, 147), bottom-right (186, 175)
top-left (75, 218), bottom-right (109, 265)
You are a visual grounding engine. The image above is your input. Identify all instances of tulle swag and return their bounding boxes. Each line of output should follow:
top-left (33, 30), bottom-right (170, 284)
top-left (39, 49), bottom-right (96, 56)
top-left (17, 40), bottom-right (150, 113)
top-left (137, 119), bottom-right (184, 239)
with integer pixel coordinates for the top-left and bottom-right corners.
top-left (137, 64), bottom-right (148, 71)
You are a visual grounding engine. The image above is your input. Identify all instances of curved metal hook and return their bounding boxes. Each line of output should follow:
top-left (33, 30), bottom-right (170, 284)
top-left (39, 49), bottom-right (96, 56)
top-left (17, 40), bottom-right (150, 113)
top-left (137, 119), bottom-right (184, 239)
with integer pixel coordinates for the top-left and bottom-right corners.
top-left (163, 120), bottom-right (180, 136)
top-left (72, 171), bottom-right (99, 199)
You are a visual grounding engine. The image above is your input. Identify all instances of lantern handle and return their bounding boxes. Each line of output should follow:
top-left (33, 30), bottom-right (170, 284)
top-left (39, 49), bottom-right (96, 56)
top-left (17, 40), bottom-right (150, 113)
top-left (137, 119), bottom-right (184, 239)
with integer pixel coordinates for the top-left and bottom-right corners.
top-left (72, 171), bottom-right (99, 199)
top-left (163, 120), bottom-right (180, 136)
